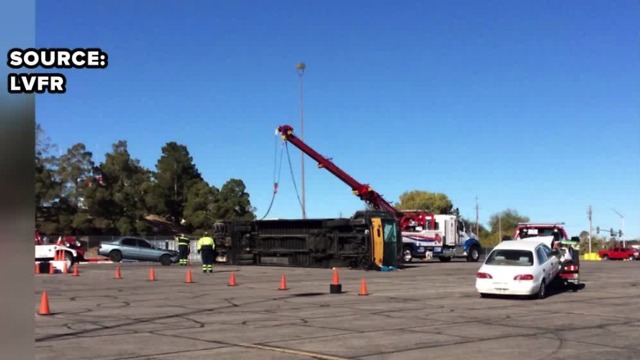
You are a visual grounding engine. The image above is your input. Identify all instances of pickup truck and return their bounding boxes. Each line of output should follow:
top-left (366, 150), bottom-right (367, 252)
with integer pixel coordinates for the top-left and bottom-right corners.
top-left (598, 247), bottom-right (639, 261)
top-left (35, 243), bottom-right (78, 265)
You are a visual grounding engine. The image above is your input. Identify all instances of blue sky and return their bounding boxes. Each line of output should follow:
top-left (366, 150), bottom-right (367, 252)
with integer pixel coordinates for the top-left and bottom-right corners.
top-left (35, 1), bottom-right (639, 239)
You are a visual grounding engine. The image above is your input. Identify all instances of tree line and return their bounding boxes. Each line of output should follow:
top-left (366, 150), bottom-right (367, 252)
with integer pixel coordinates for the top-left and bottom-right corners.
top-left (35, 124), bottom-right (255, 236)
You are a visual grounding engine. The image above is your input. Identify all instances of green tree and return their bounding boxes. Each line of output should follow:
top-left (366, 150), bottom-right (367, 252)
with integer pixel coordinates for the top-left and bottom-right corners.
top-left (35, 124), bottom-right (63, 234)
top-left (84, 141), bottom-right (151, 235)
top-left (481, 208), bottom-right (529, 247)
top-left (55, 143), bottom-right (96, 234)
top-left (212, 179), bottom-right (256, 221)
top-left (488, 209), bottom-right (529, 234)
top-left (182, 179), bottom-right (219, 234)
top-left (395, 190), bottom-right (453, 214)
top-left (57, 143), bottom-right (95, 208)
top-left (148, 142), bottom-right (202, 223)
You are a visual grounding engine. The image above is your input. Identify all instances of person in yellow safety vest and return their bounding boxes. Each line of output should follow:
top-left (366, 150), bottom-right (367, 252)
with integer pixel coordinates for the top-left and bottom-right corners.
top-left (197, 231), bottom-right (215, 273)
top-left (176, 233), bottom-right (190, 266)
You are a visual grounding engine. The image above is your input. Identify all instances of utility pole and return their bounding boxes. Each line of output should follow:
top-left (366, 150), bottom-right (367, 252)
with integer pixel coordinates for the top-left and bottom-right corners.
top-left (587, 205), bottom-right (593, 253)
top-left (475, 196), bottom-right (479, 236)
top-left (498, 215), bottom-right (502, 242)
top-left (296, 62), bottom-right (306, 219)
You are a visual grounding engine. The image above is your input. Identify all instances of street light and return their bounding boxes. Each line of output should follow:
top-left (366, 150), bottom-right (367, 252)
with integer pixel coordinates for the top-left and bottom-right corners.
top-left (296, 62), bottom-right (306, 219)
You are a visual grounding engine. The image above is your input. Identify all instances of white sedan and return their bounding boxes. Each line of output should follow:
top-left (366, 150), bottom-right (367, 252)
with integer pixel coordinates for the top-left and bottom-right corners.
top-left (476, 239), bottom-right (561, 299)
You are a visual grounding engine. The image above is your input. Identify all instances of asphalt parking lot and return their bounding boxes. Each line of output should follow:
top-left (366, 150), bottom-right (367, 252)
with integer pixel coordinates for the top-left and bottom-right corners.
top-left (35, 259), bottom-right (639, 360)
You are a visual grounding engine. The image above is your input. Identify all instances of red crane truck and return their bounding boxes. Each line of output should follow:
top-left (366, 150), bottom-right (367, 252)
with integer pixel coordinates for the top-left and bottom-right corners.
top-left (212, 125), bottom-right (474, 269)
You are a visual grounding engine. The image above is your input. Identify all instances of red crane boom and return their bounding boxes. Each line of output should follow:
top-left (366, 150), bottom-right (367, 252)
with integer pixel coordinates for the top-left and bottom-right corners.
top-left (276, 125), bottom-right (434, 230)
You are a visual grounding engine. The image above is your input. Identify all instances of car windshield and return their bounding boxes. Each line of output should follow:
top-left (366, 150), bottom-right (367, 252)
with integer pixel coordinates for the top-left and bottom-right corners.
top-left (486, 249), bottom-right (533, 266)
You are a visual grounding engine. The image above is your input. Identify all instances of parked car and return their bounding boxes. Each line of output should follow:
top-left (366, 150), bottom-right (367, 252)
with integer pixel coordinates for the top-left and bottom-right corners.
top-left (598, 247), bottom-right (639, 261)
top-left (97, 237), bottom-right (179, 266)
top-left (476, 239), bottom-right (561, 299)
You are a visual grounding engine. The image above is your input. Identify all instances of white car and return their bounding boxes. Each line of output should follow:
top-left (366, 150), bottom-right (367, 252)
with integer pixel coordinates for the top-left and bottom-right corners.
top-left (476, 239), bottom-right (561, 299)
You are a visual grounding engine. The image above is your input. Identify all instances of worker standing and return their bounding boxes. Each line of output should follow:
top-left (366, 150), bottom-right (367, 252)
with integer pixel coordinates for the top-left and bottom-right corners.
top-left (197, 231), bottom-right (215, 273)
top-left (176, 233), bottom-right (190, 266)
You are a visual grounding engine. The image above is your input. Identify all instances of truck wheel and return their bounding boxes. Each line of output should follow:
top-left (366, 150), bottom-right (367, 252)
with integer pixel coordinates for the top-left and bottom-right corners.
top-left (467, 246), bottom-right (480, 262)
top-left (402, 247), bottom-right (413, 263)
top-left (64, 251), bottom-right (74, 266)
top-left (438, 256), bottom-right (451, 262)
top-left (109, 250), bottom-right (122, 263)
top-left (159, 254), bottom-right (172, 266)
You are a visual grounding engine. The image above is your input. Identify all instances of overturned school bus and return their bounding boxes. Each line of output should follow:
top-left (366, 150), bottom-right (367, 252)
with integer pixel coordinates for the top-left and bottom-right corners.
top-left (212, 210), bottom-right (402, 270)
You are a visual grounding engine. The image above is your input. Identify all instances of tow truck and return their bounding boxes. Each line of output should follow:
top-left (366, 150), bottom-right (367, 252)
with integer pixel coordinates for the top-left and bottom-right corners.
top-left (402, 212), bottom-right (482, 263)
top-left (35, 229), bottom-right (81, 266)
top-left (212, 124), bottom-right (480, 269)
top-left (512, 223), bottom-right (580, 289)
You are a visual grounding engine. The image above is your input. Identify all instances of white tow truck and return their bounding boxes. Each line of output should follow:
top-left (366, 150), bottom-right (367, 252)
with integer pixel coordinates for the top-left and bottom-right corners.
top-left (35, 229), bottom-right (78, 266)
top-left (402, 211), bottom-right (482, 262)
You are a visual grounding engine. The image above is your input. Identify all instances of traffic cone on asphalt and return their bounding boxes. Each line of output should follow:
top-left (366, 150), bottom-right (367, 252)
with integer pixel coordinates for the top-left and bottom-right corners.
top-left (228, 272), bottom-right (237, 286)
top-left (72, 263), bottom-right (79, 277)
top-left (185, 269), bottom-right (193, 283)
top-left (358, 277), bottom-right (369, 296)
top-left (114, 266), bottom-right (122, 279)
top-left (49, 262), bottom-right (55, 274)
top-left (278, 274), bottom-right (288, 290)
top-left (148, 267), bottom-right (156, 281)
top-left (37, 291), bottom-right (51, 315)
top-left (329, 268), bottom-right (342, 294)
top-left (62, 261), bottom-right (68, 274)
top-left (35, 262), bottom-right (40, 274)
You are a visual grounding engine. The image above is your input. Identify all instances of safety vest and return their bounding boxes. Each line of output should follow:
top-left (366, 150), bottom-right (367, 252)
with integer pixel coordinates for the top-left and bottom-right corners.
top-left (197, 236), bottom-right (215, 251)
top-left (178, 236), bottom-right (190, 245)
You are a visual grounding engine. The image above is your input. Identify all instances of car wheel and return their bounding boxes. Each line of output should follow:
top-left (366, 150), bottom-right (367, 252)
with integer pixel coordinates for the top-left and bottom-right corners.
top-left (467, 245), bottom-right (480, 262)
top-left (629, 255), bottom-right (635, 261)
top-left (536, 279), bottom-right (546, 299)
top-left (109, 250), bottom-right (122, 263)
top-left (601, 255), bottom-right (609, 261)
top-left (160, 254), bottom-right (172, 266)
top-left (402, 247), bottom-right (413, 263)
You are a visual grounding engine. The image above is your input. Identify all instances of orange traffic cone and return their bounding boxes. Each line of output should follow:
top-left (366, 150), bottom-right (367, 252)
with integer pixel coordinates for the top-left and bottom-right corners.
top-left (35, 262), bottom-right (40, 274)
top-left (49, 262), bottom-right (55, 274)
top-left (62, 261), bottom-right (68, 274)
top-left (72, 263), bottom-right (79, 277)
top-left (185, 269), bottom-right (193, 283)
top-left (358, 277), bottom-right (369, 296)
top-left (228, 272), bottom-right (237, 286)
top-left (114, 266), bottom-right (122, 279)
top-left (38, 291), bottom-right (51, 315)
top-left (331, 268), bottom-right (340, 285)
top-left (330, 268), bottom-right (342, 294)
top-left (148, 267), bottom-right (156, 281)
top-left (278, 274), bottom-right (288, 290)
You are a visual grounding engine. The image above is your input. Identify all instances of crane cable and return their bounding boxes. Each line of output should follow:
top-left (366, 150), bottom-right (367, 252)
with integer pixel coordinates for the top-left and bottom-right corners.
top-left (285, 142), bottom-right (304, 213)
top-left (259, 136), bottom-right (285, 220)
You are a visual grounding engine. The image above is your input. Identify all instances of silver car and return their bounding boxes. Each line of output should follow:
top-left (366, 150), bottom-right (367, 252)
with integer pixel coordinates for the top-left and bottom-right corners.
top-left (98, 237), bottom-right (179, 266)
